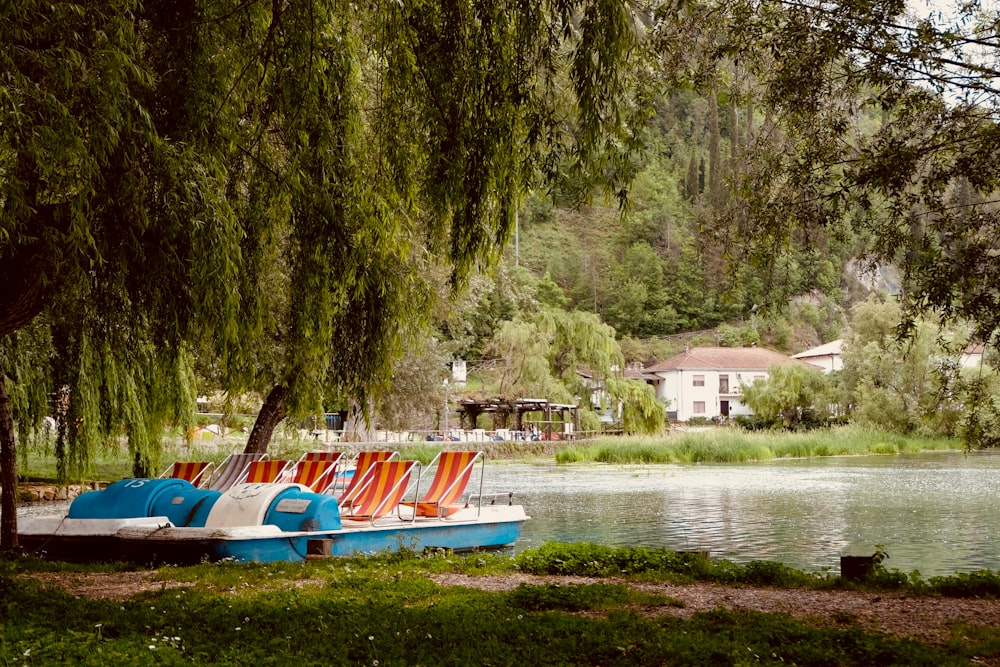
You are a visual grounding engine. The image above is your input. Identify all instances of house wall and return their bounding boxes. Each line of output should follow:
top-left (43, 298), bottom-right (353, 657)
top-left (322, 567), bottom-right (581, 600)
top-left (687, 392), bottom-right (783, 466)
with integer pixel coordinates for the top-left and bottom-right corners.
top-left (657, 369), bottom-right (766, 421)
top-left (793, 354), bottom-right (841, 373)
top-left (961, 352), bottom-right (983, 368)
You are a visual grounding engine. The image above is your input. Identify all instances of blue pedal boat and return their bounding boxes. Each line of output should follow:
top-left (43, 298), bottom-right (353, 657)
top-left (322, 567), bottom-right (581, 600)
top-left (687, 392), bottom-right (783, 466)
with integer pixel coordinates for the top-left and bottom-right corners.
top-left (17, 474), bottom-right (528, 565)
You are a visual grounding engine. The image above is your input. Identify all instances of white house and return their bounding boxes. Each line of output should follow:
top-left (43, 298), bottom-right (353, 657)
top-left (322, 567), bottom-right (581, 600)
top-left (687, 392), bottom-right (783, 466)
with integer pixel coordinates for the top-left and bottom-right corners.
top-left (791, 339), bottom-right (844, 373)
top-left (961, 343), bottom-right (985, 368)
top-left (646, 346), bottom-right (820, 422)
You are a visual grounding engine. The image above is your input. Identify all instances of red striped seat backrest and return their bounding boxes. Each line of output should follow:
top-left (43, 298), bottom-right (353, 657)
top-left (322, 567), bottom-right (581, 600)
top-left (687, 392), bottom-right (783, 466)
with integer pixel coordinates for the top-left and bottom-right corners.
top-left (340, 451), bottom-right (396, 503)
top-left (244, 460), bottom-right (289, 483)
top-left (169, 461), bottom-right (210, 485)
top-left (348, 460), bottom-right (415, 519)
top-left (291, 459), bottom-right (337, 492)
top-left (419, 451), bottom-right (479, 507)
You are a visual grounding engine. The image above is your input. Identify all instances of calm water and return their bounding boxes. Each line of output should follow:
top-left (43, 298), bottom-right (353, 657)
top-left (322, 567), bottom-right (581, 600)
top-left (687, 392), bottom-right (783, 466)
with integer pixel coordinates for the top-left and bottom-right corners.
top-left (17, 451), bottom-right (1000, 576)
top-left (484, 451), bottom-right (1000, 577)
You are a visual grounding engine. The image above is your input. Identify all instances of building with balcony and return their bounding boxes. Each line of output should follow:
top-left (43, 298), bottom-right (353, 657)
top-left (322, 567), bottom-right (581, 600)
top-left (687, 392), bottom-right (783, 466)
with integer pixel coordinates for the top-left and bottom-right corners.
top-left (646, 346), bottom-right (820, 422)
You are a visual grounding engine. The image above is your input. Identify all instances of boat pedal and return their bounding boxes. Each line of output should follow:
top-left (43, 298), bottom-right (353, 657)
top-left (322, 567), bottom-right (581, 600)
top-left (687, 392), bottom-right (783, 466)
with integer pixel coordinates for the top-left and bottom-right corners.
top-left (307, 538), bottom-right (333, 558)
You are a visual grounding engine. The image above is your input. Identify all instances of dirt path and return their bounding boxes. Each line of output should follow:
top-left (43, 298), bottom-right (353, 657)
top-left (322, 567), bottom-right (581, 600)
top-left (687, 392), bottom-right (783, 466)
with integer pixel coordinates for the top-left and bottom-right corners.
top-left (429, 573), bottom-right (1000, 649)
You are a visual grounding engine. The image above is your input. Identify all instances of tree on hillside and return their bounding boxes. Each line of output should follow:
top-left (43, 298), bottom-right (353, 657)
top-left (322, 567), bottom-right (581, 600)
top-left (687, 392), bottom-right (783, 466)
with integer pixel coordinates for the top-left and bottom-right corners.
top-left (652, 0), bottom-right (1000, 341)
top-left (0, 0), bottom-right (642, 551)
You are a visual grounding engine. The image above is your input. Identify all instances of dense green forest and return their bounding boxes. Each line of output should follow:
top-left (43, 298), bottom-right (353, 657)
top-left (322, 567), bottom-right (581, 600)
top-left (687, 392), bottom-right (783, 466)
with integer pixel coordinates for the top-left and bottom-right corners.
top-left (374, 98), bottom-right (988, 444)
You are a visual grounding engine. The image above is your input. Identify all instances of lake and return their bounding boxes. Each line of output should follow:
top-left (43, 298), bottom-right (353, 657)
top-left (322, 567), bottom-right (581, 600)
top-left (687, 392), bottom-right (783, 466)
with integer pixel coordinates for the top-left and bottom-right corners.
top-left (485, 450), bottom-right (1000, 577)
top-left (17, 450), bottom-right (1000, 576)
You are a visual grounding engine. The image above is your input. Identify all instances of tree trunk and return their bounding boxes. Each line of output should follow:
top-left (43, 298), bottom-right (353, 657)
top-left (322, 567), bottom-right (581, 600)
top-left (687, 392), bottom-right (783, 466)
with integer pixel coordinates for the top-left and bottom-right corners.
top-left (708, 89), bottom-right (721, 205)
top-left (343, 397), bottom-right (375, 442)
top-left (0, 369), bottom-right (20, 553)
top-left (0, 246), bottom-right (54, 339)
top-left (243, 384), bottom-right (288, 454)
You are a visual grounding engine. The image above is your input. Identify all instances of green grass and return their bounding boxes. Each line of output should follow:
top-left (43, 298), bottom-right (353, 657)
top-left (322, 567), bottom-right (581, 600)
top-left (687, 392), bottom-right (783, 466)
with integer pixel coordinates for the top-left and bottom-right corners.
top-left (3, 545), bottom-right (998, 666)
top-left (17, 424), bottom-right (961, 488)
top-left (556, 426), bottom-right (960, 464)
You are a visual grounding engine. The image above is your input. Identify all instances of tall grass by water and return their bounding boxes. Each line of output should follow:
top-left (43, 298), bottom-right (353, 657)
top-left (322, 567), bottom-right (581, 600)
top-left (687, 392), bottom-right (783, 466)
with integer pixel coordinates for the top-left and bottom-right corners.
top-left (18, 424), bottom-right (961, 486)
top-left (556, 426), bottom-right (960, 465)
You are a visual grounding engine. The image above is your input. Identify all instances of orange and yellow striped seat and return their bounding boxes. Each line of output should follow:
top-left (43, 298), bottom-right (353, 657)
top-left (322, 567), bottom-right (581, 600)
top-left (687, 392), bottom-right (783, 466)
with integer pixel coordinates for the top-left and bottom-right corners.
top-left (338, 450), bottom-right (398, 504)
top-left (300, 451), bottom-right (343, 463)
top-left (162, 461), bottom-right (214, 488)
top-left (241, 459), bottom-right (290, 484)
top-left (288, 457), bottom-right (341, 493)
top-left (404, 451), bottom-right (482, 518)
top-left (343, 460), bottom-right (417, 521)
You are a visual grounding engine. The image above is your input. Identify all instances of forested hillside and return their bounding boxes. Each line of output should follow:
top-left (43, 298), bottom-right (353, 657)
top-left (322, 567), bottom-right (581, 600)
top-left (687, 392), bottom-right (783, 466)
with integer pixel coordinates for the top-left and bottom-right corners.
top-left (486, 87), bottom-right (867, 363)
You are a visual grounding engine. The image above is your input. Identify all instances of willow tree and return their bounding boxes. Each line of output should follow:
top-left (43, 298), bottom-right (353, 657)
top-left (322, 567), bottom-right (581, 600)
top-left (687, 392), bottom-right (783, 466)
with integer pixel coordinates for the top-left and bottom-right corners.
top-left (606, 376), bottom-right (665, 435)
top-left (224, 0), bottom-right (649, 452)
top-left (488, 306), bottom-right (624, 409)
top-left (740, 364), bottom-right (830, 429)
top-left (1, 0), bottom-right (642, 550)
top-left (1, 0), bottom-right (245, 551)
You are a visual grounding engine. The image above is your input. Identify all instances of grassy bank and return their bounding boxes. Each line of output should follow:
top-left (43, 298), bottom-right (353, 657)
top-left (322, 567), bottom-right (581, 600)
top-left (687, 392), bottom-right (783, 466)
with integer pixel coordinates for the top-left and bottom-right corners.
top-left (556, 426), bottom-right (960, 464)
top-left (16, 432), bottom-right (564, 486)
top-left (3, 544), bottom-right (999, 666)
top-left (16, 425), bottom-right (962, 487)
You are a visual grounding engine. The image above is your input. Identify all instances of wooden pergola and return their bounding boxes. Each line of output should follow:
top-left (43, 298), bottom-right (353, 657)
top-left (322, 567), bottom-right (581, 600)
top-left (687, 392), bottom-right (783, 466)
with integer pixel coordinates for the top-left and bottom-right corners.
top-left (456, 397), bottom-right (579, 440)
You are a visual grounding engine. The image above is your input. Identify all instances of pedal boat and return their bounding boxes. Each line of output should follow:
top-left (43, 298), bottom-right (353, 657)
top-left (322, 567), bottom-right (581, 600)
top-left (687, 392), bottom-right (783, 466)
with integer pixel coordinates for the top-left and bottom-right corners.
top-left (17, 477), bottom-right (528, 564)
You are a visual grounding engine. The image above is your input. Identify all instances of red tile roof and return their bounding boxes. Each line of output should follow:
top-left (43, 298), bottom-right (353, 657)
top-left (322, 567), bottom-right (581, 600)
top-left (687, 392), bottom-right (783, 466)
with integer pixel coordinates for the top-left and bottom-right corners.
top-left (645, 347), bottom-right (819, 372)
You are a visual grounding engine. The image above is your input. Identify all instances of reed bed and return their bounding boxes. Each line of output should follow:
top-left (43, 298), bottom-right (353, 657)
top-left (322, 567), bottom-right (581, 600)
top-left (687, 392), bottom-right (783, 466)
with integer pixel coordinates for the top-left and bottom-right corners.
top-left (556, 426), bottom-right (960, 465)
top-left (17, 425), bottom-right (962, 486)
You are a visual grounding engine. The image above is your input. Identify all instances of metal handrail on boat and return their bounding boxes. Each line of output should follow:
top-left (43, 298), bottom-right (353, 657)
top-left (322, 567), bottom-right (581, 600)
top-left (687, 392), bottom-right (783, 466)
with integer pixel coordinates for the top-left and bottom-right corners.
top-left (467, 491), bottom-right (515, 506)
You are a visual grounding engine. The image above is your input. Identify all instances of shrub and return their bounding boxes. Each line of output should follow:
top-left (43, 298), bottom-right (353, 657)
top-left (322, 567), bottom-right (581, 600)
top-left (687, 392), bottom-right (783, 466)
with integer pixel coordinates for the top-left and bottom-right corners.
top-left (735, 414), bottom-right (781, 431)
top-left (927, 570), bottom-right (1000, 598)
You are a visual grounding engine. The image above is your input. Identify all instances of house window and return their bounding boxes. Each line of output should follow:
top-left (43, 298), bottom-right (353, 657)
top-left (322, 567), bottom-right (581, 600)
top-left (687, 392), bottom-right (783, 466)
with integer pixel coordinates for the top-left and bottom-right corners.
top-left (719, 374), bottom-right (729, 393)
top-left (754, 375), bottom-right (766, 382)
top-left (693, 401), bottom-right (706, 414)
top-left (693, 374), bottom-right (705, 387)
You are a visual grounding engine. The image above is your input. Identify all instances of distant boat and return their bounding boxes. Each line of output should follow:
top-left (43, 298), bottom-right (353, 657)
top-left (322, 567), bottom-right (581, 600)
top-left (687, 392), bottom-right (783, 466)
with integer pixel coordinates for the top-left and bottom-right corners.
top-left (18, 455), bottom-right (527, 564)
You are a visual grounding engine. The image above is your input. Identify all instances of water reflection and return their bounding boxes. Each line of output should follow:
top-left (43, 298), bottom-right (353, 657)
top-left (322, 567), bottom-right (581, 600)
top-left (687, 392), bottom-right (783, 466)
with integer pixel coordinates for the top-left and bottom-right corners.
top-left (16, 451), bottom-right (1000, 576)
top-left (484, 451), bottom-right (1000, 576)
